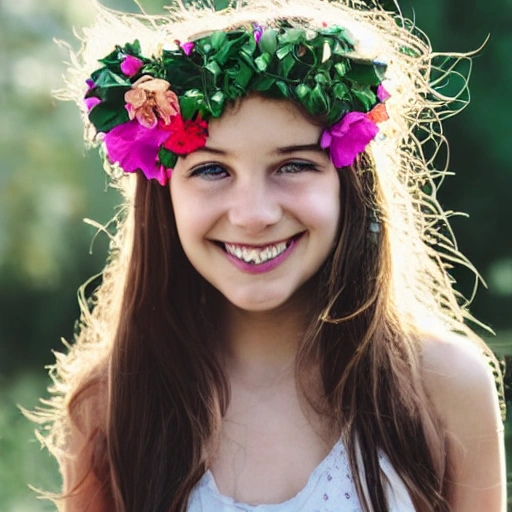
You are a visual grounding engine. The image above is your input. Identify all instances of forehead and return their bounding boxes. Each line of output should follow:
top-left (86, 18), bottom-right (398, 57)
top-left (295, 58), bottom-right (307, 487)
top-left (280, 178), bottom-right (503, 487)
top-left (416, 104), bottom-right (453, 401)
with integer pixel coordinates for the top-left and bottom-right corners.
top-left (206, 96), bottom-right (323, 153)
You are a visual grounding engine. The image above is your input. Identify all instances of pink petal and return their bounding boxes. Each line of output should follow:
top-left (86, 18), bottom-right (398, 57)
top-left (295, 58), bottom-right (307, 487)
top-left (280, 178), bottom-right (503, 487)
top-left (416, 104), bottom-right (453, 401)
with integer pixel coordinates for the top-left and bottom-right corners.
top-left (324, 112), bottom-right (379, 168)
top-left (156, 165), bottom-right (173, 186)
top-left (120, 55), bottom-right (144, 77)
top-left (320, 130), bottom-right (332, 149)
top-left (84, 97), bottom-right (101, 111)
top-left (180, 41), bottom-right (195, 56)
top-left (104, 120), bottom-right (170, 182)
top-left (377, 84), bottom-right (391, 102)
top-left (253, 25), bottom-right (263, 44)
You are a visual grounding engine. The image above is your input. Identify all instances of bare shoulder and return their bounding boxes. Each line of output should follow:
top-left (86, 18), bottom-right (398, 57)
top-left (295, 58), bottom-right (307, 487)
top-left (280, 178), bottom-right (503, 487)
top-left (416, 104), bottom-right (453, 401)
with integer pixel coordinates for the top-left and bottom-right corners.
top-left (420, 334), bottom-right (501, 433)
top-left (420, 334), bottom-right (506, 511)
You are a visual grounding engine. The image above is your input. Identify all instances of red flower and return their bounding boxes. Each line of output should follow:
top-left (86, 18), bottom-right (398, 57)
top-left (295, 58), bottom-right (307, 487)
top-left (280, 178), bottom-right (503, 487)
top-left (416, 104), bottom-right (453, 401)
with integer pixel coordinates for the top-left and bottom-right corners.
top-left (163, 115), bottom-right (208, 155)
top-left (366, 103), bottom-right (389, 124)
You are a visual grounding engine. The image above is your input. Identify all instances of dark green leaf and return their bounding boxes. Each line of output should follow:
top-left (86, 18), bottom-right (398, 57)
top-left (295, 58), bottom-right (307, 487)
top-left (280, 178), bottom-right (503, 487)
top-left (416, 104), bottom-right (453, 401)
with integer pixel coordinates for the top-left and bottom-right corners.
top-left (92, 69), bottom-right (131, 89)
top-left (88, 104), bottom-right (129, 133)
top-left (275, 80), bottom-right (289, 97)
top-left (235, 62), bottom-right (254, 89)
top-left (333, 83), bottom-right (350, 99)
top-left (345, 62), bottom-right (381, 85)
top-left (158, 148), bottom-right (178, 169)
top-left (353, 88), bottom-right (377, 111)
top-left (280, 54), bottom-right (296, 77)
top-left (308, 84), bottom-right (329, 114)
top-left (252, 75), bottom-right (275, 92)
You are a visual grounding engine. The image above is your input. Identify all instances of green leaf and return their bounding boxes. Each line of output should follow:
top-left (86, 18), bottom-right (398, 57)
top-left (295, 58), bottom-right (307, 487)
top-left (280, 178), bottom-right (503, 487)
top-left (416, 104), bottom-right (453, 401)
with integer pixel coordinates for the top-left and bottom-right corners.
top-left (259, 29), bottom-right (278, 54)
top-left (158, 148), bottom-right (178, 169)
top-left (234, 61), bottom-right (253, 89)
top-left (205, 61), bottom-right (222, 78)
top-left (352, 88), bottom-right (377, 111)
top-left (346, 62), bottom-right (381, 85)
top-left (275, 80), bottom-right (289, 97)
top-left (211, 31), bottom-right (227, 50)
top-left (252, 75), bottom-right (275, 92)
top-left (295, 83), bottom-right (311, 101)
top-left (314, 73), bottom-right (328, 84)
top-left (92, 69), bottom-right (131, 89)
top-left (276, 45), bottom-right (293, 60)
top-left (279, 28), bottom-right (306, 45)
top-left (280, 54), bottom-right (296, 77)
top-left (179, 90), bottom-right (206, 119)
top-left (255, 53), bottom-right (271, 72)
top-left (334, 61), bottom-right (349, 78)
top-left (308, 84), bottom-right (329, 114)
top-left (333, 83), bottom-right (350, 99)
top-left (88, 104), bottom-right (129, 133)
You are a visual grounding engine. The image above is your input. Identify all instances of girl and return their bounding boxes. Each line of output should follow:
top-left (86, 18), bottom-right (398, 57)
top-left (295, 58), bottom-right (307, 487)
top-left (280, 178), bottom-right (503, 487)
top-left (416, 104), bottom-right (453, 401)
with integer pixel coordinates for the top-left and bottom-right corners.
top-left (35, 0), bottom-right (505, 510)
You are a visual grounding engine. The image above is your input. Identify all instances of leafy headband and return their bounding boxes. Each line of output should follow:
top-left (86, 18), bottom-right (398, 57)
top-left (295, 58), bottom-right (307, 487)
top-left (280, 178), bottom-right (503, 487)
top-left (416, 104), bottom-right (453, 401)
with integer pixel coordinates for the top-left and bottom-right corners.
top-left (84, 22), bottom-right (391, 185)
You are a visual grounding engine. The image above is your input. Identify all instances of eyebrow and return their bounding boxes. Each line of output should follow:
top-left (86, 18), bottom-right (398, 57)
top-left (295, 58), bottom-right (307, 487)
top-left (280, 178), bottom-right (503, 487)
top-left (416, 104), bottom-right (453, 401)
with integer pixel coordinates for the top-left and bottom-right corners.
top-left (190, 143), bottom-right (324, 157)
top-left (275, 143), bottom-right (324, 155)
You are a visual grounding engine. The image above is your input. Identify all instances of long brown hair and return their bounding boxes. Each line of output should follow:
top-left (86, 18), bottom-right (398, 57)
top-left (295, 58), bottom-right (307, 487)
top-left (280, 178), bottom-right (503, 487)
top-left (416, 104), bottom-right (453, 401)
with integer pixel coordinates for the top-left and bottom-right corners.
top-left (33, 1), bottom-right (498, 511)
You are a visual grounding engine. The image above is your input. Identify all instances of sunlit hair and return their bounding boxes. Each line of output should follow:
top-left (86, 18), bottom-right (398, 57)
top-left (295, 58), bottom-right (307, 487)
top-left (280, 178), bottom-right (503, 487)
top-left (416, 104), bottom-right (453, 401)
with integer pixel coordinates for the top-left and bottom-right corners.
top-left (32, 1), bottom-right (500, 511)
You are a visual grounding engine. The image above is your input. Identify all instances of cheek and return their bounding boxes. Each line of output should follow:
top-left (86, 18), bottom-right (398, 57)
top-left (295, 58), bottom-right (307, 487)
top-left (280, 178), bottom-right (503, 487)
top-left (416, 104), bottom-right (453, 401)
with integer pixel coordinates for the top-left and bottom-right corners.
top-left (294, 176), bottom-right (341, 237)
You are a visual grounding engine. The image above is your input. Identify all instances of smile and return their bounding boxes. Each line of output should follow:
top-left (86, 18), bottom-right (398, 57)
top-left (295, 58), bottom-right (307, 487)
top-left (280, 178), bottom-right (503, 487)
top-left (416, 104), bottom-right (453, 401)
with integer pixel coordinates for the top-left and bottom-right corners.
top-left (216, 233), bottom-right (303, 268)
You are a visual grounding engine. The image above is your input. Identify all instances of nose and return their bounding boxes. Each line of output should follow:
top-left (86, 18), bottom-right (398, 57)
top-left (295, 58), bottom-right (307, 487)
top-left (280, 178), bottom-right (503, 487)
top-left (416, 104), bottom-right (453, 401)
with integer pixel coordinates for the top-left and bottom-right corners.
top-left (227, 175), bottom-right (282, 234)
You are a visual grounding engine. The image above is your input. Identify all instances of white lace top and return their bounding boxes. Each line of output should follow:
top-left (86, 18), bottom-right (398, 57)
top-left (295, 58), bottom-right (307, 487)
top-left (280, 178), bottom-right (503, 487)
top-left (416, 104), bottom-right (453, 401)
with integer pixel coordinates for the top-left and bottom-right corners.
top-left (187, 439), bottom-right (415, 511)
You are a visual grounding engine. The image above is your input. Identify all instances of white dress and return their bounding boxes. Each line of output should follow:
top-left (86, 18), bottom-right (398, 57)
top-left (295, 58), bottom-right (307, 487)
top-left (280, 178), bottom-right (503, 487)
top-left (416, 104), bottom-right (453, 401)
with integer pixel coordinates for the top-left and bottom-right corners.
top-left (187, 439), bottom-right (416, 511)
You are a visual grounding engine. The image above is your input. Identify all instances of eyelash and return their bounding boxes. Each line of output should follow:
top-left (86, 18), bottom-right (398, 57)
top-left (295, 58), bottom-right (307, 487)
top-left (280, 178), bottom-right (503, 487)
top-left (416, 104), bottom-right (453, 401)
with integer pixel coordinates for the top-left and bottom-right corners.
top-left (190, 161), bottom-right (319, 179)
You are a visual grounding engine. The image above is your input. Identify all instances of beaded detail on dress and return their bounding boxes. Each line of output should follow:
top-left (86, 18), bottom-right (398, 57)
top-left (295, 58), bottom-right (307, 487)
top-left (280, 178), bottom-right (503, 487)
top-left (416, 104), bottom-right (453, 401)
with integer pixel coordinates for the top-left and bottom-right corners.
top-left (187, 439), bottom-right (416, 511)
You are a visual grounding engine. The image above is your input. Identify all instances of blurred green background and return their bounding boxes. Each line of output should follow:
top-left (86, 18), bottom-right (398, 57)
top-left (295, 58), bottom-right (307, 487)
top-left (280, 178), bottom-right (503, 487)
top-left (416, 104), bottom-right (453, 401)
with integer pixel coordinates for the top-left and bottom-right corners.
top-left (0, 0), bottom-right (510, 510)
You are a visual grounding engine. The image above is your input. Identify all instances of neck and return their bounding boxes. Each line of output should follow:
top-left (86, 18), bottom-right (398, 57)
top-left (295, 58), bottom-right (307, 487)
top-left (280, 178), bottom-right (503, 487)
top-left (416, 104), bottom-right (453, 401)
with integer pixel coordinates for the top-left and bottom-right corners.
top-left (219, 293), bottom-right (313, 381)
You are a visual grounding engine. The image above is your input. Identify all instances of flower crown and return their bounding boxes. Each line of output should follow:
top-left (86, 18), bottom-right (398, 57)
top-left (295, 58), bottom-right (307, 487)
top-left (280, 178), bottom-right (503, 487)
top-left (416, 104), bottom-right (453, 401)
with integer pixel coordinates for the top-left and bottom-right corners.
top-left (85, 22), bottom-right (390, 185)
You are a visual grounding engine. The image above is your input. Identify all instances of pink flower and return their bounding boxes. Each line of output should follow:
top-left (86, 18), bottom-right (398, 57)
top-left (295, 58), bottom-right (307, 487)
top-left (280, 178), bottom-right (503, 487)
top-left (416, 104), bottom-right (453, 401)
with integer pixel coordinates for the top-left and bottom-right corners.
top-left (321, 112), bottom-right (379, 168)
top-left (84, 97), bottom-right (101, 111)
top-left (120, 54), bottom-right (144, 77)
top-left (156, 165), bottom-right (173, 186)
top-left (253, 25), bottom-right (263, 44)
top-left (125, 76), bottom-right (180, 129)
top-left (180, 41), bottom-right (195, 56)
top-left (377, 84), bottom-right (391, 102)
top-left (104, 119), bottom-right (171, 182)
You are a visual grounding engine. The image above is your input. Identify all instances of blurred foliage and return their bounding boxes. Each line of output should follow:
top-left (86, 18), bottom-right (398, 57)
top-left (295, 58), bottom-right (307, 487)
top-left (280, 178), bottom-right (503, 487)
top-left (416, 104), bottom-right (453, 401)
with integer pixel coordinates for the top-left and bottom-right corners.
top-left (0, 0), bottom-right (510, 510)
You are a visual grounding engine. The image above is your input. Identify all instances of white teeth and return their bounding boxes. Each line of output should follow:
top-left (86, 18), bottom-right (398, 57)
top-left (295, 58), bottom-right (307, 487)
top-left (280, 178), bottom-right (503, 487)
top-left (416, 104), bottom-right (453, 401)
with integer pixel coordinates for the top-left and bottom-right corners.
top-left (224, 239), bottom-right (291, 264)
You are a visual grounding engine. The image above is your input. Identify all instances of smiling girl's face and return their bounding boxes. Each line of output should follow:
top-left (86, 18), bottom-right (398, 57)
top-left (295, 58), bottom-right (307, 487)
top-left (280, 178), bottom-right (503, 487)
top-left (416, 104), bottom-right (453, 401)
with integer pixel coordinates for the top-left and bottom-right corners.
top-left (170, 96), bottom-right (341, 313)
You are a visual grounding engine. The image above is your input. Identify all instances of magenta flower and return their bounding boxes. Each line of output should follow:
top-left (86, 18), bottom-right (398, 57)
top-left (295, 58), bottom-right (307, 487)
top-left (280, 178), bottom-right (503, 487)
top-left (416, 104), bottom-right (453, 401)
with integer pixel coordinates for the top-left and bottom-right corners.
top-left (120, 55), bottom-right (144, 77)
top-left (84, 96), bottom-right (101, 111)
top-left (85, 78), bottom-right (95, 90)
top-left (377, 84), bottom-right (391, 102)
top-left (104, 119), bottom-right (171, 182)
top-left (253, 25), bottom-right (263, 44)
top-left (321, 112), bottom-right (379, 168)
top-left (156, 165), bottom-right (173, 186)
top-left (180, 41), bottom-right (195, 56)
